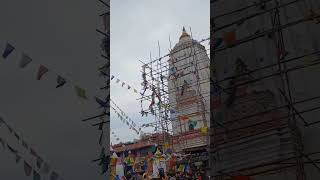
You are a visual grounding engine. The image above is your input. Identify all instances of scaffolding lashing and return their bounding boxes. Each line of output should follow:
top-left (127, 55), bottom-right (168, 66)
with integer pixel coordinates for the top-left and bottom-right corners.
top-left (139, 30), bottom-right (210, 155)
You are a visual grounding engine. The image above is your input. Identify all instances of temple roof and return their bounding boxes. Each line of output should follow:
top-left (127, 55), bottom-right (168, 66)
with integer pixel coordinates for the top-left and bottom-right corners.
top-left (179, 26), bottom-right (191, 40)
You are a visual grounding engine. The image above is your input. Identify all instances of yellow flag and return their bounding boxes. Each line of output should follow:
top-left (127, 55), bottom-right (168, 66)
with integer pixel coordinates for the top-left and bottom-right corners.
top-left (164, 142), bottom-right (169, 149)
top-left (200, 126), bottom-right (208, 135)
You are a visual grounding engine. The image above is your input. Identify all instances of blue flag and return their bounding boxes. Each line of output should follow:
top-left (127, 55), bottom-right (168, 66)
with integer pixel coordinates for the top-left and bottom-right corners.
top-left (2, 43), bottom-right (15, 59)
top-left (213, 37), bottom-right (223, 49)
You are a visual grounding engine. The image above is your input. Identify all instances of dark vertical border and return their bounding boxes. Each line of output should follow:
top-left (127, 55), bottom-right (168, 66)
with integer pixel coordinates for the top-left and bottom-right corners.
top-left (209, 0), bottom-right (214, 178)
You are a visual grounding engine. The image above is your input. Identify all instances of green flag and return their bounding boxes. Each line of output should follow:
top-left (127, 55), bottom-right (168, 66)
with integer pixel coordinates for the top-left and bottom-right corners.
top-left (74, 86), bottom-right (87, 99)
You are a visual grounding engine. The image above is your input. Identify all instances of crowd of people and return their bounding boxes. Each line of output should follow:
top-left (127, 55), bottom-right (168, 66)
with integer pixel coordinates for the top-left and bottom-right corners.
top-left (113, 169), bottom-right (205, 180)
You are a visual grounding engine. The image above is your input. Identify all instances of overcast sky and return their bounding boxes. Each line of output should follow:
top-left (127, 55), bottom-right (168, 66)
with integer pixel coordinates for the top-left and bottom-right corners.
top-left (110, 0), bottom-right (209, 144)
top-left (111, 0), bottom-right (210, 143)
top-left (0, 0), bottom-right (107, 179)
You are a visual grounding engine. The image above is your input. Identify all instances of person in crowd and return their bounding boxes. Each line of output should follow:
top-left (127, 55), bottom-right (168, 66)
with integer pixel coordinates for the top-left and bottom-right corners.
top-left (196, 172), bottom-right (203, 180)
top-left (131, 171), bottom-right (143, 180)
top-left (115, 175), bottom-right (121, 180)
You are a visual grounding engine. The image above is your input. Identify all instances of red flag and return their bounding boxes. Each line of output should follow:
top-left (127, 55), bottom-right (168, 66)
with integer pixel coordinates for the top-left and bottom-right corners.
top-left (179, 115), bottom-right (189, 121)
top-left (37, 65), bottom-right (49, 80)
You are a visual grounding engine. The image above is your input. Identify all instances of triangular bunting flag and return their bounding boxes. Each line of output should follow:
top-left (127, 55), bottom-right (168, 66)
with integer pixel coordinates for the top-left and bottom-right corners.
top-left (116, 79), bottom-right (120, 83)
top-left (111, 75), bottom-right (114, 80)
top-left (134, 89), bottom-right (138, 93)
top-left (19, 53), bottom-right (33, 68)
top-left (121, 82), bottom-right (125, 87)
top-left (128, 85), bottom-right (131, 89)
top-left (74, 86), bottom-right (87, 99)
top-left (56, 76), bottom-right (66, 88)
top-left (2, 43), bottom-right (15, 59)
top-left (24, 161), bottom-right (32, 176)
top-left (37, 65), bottom-right (49, 80)
top-left (188, 120), bottom-right (197, 128)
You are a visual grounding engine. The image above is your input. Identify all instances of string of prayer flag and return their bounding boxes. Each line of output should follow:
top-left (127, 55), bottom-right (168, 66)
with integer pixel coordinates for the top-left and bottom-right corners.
top-left (0, 117), bottom-right (63, 179)
top-left (1, 41), bottom-right (110, 103)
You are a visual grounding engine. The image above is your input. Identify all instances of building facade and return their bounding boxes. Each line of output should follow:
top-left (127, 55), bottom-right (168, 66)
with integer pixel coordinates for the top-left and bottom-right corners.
top-left (168, 28), bottom-right (210, 152)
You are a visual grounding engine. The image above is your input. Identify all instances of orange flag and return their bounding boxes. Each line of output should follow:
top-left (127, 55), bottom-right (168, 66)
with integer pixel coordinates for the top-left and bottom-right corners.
top-left (179, 115), bottom-right (189, 121)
